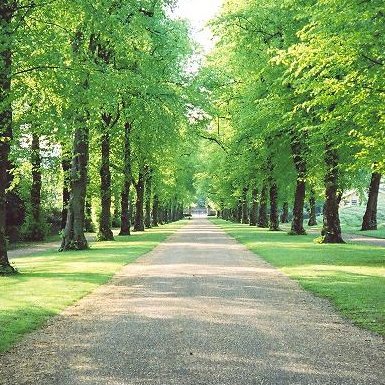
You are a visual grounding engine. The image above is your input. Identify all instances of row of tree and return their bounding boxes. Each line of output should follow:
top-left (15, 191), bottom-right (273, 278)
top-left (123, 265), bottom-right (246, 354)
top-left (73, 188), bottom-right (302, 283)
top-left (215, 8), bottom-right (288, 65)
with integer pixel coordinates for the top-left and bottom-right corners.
top-left (0, 0), bottom-right (198, 275)
top-left (196, 0), bottom-right (384, 242)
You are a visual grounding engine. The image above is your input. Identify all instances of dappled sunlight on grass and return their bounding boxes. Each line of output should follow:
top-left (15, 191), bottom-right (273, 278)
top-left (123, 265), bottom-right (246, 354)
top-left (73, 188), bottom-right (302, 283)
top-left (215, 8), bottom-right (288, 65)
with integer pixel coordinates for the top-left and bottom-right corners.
top-left (213, 218), bottom-right (385, 336)
top-left (0, 221), bottom-right (186, 353)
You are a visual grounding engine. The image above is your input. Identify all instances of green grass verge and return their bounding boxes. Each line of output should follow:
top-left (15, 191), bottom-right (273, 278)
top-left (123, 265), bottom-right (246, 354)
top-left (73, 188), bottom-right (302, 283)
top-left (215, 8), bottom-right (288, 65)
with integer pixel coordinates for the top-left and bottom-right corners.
top-left (339, 203), bottom-right (385, 238)
top-left (0, 221), bottom-right (185, 353)
top-left (212, 218), bottom-right (385, 337)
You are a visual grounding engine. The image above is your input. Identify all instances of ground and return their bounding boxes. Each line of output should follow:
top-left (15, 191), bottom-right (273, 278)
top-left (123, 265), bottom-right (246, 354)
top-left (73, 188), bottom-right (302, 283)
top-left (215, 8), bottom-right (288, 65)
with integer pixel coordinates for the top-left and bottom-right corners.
top-left (1, 219), bottom-right (384, 385)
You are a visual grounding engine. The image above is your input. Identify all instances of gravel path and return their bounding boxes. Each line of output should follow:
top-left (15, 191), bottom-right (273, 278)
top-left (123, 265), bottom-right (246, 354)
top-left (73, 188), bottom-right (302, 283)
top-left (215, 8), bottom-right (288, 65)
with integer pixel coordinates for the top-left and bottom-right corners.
top-left (8, 233), bottom-right (98, 260)
top-left (1, 219), bottom-right (384, 385)
top-left (342, 232), bottom-right (385, 247)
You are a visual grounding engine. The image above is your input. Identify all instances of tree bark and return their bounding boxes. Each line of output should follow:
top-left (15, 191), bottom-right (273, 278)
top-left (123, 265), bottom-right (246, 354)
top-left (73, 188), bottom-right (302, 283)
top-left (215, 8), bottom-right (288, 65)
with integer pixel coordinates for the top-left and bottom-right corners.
top-left (241, 186), bottom-right (249, 224)
top-left (144, 168), bottom-right (152, 228)
top-left (321, 142), bottom-right (344, 243)
top-left (258, 184), bottom-right (269, 228)
top-left (361, 172), bottom-right (381, 231)
top-left (61, 145), bottom-right (71, 230)
top-left (112, 190), bottom-right (121, 227)
top-left (0, 2), bottom-right (16, 273)
top-left (249, 188), bottom-right (258, 226)
top-left (60, 124), bottom-right (89, 251)
top-left (97, 113), bottom-right (114, 241)
top-left (280, 202), bottom-right (289, 223)
top-left (236, 199), bottom-right (242, 223)
top-left (308, 188), bottom-right (318, 226)
top-left (290, 180), bottom-right (306, 234)
top-left (119, 122), bottom-right (132, 236)
top-left (25, 133), bottom-right (44, 241)
top-left (152, 194), bottom-right (159, 227)
top-left (290, 129), bottom-right (307, 235)
top-left (133, 169), bottom-right (145, 231)
top-left (269, 181), bottom-right (280, 231)
top-left (84, 195), bottom-right (94, 232)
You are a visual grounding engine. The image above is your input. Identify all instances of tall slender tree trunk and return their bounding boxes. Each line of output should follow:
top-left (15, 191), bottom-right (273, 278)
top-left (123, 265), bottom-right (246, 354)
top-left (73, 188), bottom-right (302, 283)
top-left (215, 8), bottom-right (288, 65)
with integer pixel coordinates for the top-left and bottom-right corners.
top-left (119, 122), bottom-right (132, 236)
top-left (0, 2), bottom-right (16, 273)
top-left (308, 188), bottom-right (318, 226)
top-left (361, 172), bottom-right (381, 231)
top-left (241, 186), bottom-right (248, 224)
top-left (269, 181), bottom-right (280, 231)
top-left (258, 183), bottom-right (269, 227)
top-left (249, 187), bottom-right (258, 226)
top-left (84, 195), bottom-right (94, 232)
top-left (171, 199), bottom-right (178, 222)
top-left (97, 113), bottom-right (114, 241)
top-left (321, 142), bottom-right (344, 243)
top-left (144, 168), bottom-right (152, 228)
top-left (112, 190), bottom-right (121, 227)
top-left (152, 194), bottom-right (159, 227)
top-left (26, 133), bottom-right (44, 241)
top-left (290, 130), bottom-right (307, 235)
top-left (168, 203), bottom-right (173, 223)
top-left (236, 199), bottom-right (242, 223)
top-left (280, 202), bottom-right (289, 223)
top-left (290, 179), bottom-right (306, 234)
top-left (61, 145), bottom-right (71, 230)
top-left (134, 169), bottom-right (145, 231)
top-left (60, 124), bottom-right (90, 251)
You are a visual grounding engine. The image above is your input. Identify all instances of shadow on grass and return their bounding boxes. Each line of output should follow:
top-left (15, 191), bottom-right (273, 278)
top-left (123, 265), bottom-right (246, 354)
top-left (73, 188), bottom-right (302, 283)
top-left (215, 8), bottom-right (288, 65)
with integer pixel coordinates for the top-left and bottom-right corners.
top-left (1, 269), bottom-right (383, 384)
top-left (212, 218), bottom-right (385, 336)
top-left (0, 307), bottom-right (57, 353)
top-left (212, 219), bottom-right (385, 268)
top-left (0, 221), bottom-right (186, 353)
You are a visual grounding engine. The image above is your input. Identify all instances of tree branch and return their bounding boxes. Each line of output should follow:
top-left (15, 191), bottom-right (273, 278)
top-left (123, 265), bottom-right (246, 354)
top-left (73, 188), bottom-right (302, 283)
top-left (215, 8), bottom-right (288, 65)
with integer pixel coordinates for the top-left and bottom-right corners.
top-left (198, 133), bottom-right (228, 152)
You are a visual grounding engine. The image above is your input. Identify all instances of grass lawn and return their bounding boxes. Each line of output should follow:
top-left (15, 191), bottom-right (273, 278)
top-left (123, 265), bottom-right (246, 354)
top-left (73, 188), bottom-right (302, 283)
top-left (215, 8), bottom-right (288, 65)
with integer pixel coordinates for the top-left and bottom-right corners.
top-left (338, 202), bottom-right (385, 239)
top-left (212, 218), bottom-right (385, 337)
top-left (0, 221), bottom-right (185, 353)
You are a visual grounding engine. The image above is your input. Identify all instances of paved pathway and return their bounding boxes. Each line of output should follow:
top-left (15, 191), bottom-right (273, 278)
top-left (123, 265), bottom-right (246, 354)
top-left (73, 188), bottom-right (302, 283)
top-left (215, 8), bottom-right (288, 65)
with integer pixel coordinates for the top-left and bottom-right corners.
top-left (8, 233), bottom-right (99, 260)
top-left (1, 219), bottom-right (384, 385)
top-left (342, 232), bottom-right (385, 247)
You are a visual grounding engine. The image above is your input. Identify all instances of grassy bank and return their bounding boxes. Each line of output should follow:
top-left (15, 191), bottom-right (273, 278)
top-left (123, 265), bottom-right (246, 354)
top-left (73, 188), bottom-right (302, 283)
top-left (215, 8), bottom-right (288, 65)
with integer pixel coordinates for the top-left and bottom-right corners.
top-left (212, 218), bottom-right (385, 337)
top-left (0, 221), bottom-right (185, 353)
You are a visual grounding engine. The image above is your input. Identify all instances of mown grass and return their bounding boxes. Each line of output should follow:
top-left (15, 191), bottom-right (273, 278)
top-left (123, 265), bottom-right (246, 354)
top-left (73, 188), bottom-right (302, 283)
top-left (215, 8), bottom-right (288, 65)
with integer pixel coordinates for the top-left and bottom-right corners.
top-left (339, 201), bottom-right (385, 238)
top-left (212, 218), bottom-right (385, 336)
top-left (0, 221), bottom-right (185, 353)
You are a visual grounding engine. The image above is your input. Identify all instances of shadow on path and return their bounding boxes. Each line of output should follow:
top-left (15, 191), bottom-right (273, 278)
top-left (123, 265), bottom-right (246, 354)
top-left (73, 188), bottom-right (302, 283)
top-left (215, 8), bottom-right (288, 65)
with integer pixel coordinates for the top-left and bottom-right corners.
top-left (1, 219), bottom-right (384, 385)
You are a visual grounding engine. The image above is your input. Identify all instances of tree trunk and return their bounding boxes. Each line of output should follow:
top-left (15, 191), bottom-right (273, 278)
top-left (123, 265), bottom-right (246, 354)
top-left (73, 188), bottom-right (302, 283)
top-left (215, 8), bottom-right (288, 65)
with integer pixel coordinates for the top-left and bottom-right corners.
top-left (167, 205), bottom-right (171, 223)
top-left (308, 188), bottom-right (318, 226)
top-left (0, 2), bottom-right (16, 274)
top-left (321, 142), bottom-right (344, 243)
top-left (361, 172), bottom-right (381, 231)
top-left (241, 186), bottom-right (248, 224)
top-left (25, 133), bottom-right (44, 241)
top-left (152, 194), bottom-right (159, 227)
top-left (134, 169), bottom-right (145, 231)
top-left (280, 202), bottom-right (289, 223)
top-left (84, 196), bottom-right (94, 232)
top-left (290, 180), bottom-right (306, 234)
top-left (97, 114), bottom-right (114, 241)
top-left (258, 184), bottom-right (269, 227)
top-left (290, 129), bottom-right (307, 235)
top-left (119, 122), bottom-right (132, 236)
top-left (236, 199), bottom-right (242, 223)
top-left (249, 188), bottom-right (258, 226)
top-left (112, 190), bottom-right (120, 227)
top-left (60, 124), bottom-right (89, 251)
top-left (269, 181), bottom-right (280, 231)
top-left (144, 168), bottom-right (152, 228)
top-left (61, 145), bottom-right (71, 230)
top-left (171, 200), bottom-right (178, 222)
